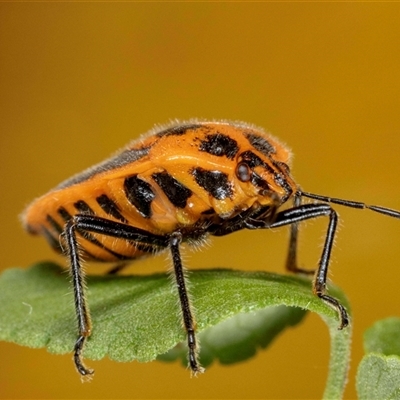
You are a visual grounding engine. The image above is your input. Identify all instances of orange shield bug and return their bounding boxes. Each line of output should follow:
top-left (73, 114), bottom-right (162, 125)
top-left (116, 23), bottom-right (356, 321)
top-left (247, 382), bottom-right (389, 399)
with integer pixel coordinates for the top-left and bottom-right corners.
top-left (21, 120), bottom-right (400, 376)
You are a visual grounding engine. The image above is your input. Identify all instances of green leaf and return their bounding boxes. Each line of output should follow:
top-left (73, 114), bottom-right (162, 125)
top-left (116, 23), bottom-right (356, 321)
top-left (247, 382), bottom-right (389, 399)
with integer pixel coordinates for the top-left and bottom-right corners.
top-left (364, 317), bottom-right (400, 357)
top-left (356, 354), bottom-right (400, 400)
top-left (356, 318), bottom-right (400, 399)
top-left (0, 262), bottom-right (351, 399)
top-left (159, 306), bottom-right (306, 367)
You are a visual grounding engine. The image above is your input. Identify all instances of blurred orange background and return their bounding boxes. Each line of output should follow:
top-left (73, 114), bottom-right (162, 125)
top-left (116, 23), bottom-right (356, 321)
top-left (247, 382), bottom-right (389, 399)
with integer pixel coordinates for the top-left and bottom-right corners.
top-left (1, 3), bottom-right (400, 399)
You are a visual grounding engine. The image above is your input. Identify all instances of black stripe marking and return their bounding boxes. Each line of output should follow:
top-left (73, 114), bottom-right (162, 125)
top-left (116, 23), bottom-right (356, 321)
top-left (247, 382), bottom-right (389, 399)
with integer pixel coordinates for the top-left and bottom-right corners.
top-left (58, 207), bottom-right (73, 222)
top-left (251, 173), bottom-right (270, 191)
top-left (58, 206), bottom-right (128, 260)
top-left (240, 150), bottom-right (275, 173)
top-left (199, 133), bottom-right (239, 160)
top-left (124, 175), bottom-right (155, 218)
top-left (74, 200), bottom-right (95, 215)
top-left (96, 194), bottom-right (128, 223)
top-left (192, 168), bottom-right (233, 200)
top-left (245, 132), bottom-right (276, 156)
top-left (46, 214), bottom-right (63, 234)
top-left (76, 229), bottom-right (130, 261)
top-left (156, 123), bottom-right (204, 137)
top-left (55, 146), bottom-right (151, 190)
top-left (152, 172), bottom-right (192, 208)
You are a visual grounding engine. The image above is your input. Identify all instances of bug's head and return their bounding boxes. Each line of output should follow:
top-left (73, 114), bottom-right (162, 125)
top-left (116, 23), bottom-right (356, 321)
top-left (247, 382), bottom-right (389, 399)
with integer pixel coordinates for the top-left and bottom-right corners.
top-left (232, 128), bottom-right (298, 210)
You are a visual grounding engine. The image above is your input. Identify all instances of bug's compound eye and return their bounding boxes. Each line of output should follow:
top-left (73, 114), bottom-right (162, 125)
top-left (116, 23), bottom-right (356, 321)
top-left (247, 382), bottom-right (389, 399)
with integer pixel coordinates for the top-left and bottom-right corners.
top-left (236, 162), bottom-right (252, 182)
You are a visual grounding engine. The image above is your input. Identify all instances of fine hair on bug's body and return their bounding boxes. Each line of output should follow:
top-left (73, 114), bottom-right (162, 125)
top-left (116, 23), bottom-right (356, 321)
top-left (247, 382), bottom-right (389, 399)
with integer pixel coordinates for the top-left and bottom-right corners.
top-left (22, 119), bottom-right (400, 377)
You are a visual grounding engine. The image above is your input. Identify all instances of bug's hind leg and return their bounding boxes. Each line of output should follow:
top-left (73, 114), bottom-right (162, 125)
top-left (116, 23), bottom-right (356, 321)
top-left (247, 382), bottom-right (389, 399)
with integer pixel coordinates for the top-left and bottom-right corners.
top-left (64, 220), bottom-right (94, 376)
top-left (64, 215), bottom-right (170, 376)
top-left (65, 214), bottom-right (203, 376)
top-left (170, 232), bottom-right (204, 375)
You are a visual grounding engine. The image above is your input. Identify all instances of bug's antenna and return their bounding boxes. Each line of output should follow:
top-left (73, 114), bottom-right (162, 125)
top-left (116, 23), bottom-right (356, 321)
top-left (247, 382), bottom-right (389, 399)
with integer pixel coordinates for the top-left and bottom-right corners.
top-left (301, 191), bottom-right (400, 219)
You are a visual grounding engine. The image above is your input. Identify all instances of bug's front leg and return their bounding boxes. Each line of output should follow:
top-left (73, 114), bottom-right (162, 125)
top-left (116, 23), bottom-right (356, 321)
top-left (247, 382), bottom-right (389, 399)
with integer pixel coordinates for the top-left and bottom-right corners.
top-left (170, 231), bottom-right (204, 375)
top-left (64, 220), bottom-right (94, 376)
top-left (270, 203), bottom-right (349, 329)
top-left (284, 192), bottom-right (316, 275)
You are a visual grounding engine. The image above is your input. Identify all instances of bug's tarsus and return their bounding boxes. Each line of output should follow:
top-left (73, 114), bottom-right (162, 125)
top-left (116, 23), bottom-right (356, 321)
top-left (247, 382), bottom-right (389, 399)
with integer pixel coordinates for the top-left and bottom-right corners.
top-left (317, 294), bottom-right (349, 330)
top-left (74, 336), bottom-right (94, 376)
top-left (170, 232), bottom-right (204, 375)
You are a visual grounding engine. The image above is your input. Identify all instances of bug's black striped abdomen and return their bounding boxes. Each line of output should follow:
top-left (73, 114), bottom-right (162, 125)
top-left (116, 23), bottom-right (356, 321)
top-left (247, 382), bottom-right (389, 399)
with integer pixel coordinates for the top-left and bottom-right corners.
top-left (33, 169), bottom-right (202, 261)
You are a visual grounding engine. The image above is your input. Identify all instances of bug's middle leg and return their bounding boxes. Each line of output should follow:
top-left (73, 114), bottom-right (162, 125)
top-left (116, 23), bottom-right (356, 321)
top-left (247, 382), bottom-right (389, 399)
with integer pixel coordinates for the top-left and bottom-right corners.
top-left (170, 231), bottom-right (204, 374)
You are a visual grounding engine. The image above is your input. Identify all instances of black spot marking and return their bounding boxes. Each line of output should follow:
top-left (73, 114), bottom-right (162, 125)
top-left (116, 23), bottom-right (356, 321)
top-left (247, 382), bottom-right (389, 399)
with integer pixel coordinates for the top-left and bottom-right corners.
top-left (156, 123), bottom-right (204, 137)
top-left (74, 200), bottom-right (95, 215)
top-left (46, 214), bottom-right (63, 234)
top-left (245, 132), bottom-right (275, 156)
top-left (251, 173), bottom-right (270, 191)
top-left (55, 146), bottom-right (151, 190)
top-left (152, 172), bottom-right (192, 209)
top-left (96, 194), bottom-right (128, 223)
top-left (199, 133), bottom-right (239, 160)
top-left (192, 168), bottom-right (232, 200)
top-left (58, 207), bottom-right (73, 223)
top-left (240, 150), bottom-right (275, 173)
top-left (124, 175), bottom-right (155, 218)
